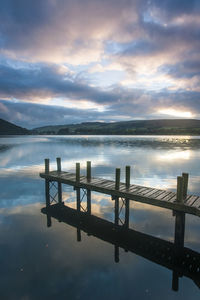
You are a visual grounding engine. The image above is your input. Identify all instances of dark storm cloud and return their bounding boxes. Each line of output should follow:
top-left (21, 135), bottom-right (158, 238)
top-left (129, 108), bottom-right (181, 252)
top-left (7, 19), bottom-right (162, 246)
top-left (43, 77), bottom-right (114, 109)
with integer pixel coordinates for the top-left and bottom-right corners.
top-left (160, 60), bottom-right (200, 78)
top-left (1, 86), bottom-right (200, 128)
top-left (0, 62), bottom-right (119, 104)
top-left (0, 0), bottom-right (199, 63)
top-left (0, 99), bottom-right (107, 128)
top-left (0, 0), bottom-right (143, 63)
top-left (150, 0), bottom-right (200, 18)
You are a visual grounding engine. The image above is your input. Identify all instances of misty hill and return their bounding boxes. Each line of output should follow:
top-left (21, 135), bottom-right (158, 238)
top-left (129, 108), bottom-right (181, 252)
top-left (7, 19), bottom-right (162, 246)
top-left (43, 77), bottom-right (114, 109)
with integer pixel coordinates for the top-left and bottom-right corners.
top-left (0, 118), bottom-right (29, 135)
top-left (32, 119), bottom-right (200, 135)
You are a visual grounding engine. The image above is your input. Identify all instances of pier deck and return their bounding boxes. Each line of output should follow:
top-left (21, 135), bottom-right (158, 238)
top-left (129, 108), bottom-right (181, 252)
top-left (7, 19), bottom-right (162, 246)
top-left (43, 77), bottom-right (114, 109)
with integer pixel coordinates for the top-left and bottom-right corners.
top-left (40, 169), bottom-right (200, 217)
top-left (40, 158), bottom-right (200, 292)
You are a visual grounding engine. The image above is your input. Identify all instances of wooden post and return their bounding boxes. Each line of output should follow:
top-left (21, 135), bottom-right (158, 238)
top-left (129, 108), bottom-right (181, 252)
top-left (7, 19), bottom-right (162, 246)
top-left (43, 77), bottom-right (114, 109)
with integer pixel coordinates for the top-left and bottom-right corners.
top-left (174, 176), bottom-right (185, 248)
top-left (56, 158), bottom-right (62, 205)
top-left (115, 197), bottom-right (119, 226)
top-left (114, 169), bottom-right (120, 226)
top-left (45, 179), bottom-right (50, 208)
top-left (47, 212), bottom-right (52, 228)
top-left (87, 189), bottom-right (91, 214)
top-left (87, 161), bottom-right (91, 181)
top-left (76, 188), bottom-right (81, 212)
top-left (176, 176), bottom-right (183, 203)
top-left (174, 211), bottom-right (185, 248)
top-left (172, 271), bottom-right (179, 291)
top-left (125, 166), bottom-right (130, 189)
top-left (76, 162), bottom-right (80, 183)
top-left (182, 173), bottom-right (189, 200)
top-left (115, 168), bottom-right (120, 190)
top-left (76, 162), bottom-right (81, 212)
top-left (45, 158), bottom-right (49, 174)
top-left (56, 157), bottom-right (61, 172)
top-left (114, 245), bottom-right (119, 263)
top-left (125, 199), bottom-right (130, 228)
top-left (86, 161), bottom-right (91, 213)
top-left (77, 228), bottom-right (81, 242)
top-left (125, 166), bottom-right (130, 228)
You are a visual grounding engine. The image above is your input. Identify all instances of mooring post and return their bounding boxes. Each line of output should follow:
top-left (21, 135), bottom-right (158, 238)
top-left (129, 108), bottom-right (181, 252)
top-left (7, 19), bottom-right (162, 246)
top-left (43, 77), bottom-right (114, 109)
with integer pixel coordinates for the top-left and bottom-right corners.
top-left (182, 173), bottom-right (189, 200)
top-left (174, 176), bottom-right (186, 248)
top-left (125, 166), bottom-right (130, 228)
top-left (86, 161), bottom-right (91, 214)
top-left (76, 162), bottom-right (80, 182)
top-left (126, 166), bottom-right (130, 189)
top-left (114, 168), bottom-right (120, 226)
top-left (45, 158), bottom-right (49, 174)
top-left (45, 159), bottom-right (50, 208)
top-left (56, 157), bottom-right (62, 205)
top-left (76, 163), bottom-right (81, 212)
top-left (87, 161), bottom-right (91, 182)
top-left (177, 176), bottom-right (183, 204)
top-left (115, 168), bottom-right (120, 190)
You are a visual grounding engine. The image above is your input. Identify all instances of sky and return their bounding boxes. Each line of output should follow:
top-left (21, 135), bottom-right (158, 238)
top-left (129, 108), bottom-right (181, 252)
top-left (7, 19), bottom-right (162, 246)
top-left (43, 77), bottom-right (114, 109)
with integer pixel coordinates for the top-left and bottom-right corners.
top-left (0, 0), bottom-right (200, 128)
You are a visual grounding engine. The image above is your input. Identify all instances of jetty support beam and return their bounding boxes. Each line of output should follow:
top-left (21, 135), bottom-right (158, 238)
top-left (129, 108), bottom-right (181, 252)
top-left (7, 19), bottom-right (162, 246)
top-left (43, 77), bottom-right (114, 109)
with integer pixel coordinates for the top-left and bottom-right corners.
top-left (87, 161), bottom-right (91, 214)
top-left (56, 157), bottom-right (62, 205)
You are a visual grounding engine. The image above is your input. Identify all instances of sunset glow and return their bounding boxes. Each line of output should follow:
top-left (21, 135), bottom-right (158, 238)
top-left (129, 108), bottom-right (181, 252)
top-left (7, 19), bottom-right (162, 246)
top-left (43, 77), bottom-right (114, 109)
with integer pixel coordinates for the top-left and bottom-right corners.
top-left (158, 109), bottom-right (194, 118)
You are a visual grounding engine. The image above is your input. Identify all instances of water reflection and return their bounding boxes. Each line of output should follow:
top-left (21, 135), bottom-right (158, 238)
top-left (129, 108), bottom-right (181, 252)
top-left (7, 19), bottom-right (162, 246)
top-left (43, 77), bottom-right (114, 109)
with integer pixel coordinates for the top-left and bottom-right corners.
top-left (41, 203), bottom-right (200, 292)
top-left (0, 135), bottom-right (200, 299)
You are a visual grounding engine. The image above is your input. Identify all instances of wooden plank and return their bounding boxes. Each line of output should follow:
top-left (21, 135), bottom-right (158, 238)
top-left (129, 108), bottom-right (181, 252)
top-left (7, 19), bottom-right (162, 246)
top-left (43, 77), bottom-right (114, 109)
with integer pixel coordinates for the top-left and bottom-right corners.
top-left (142, 188), bottom-right (162, 198)
top-left (100, 180), bottom-right (114, 186)
top-left (90, 178), bottom-right (105, 184)
top-left (139, 187), bottom-right (156, 196)
top-left (149, 190), bottom-right (167, 199)
top-left (154, 191), bottom-right (173, 200)
top-left (59, 171), bottom-right (71, 177)
top-left (191, 197), bottom-right (200, 208)
top-left (185, 195), bottom-right (199, 206)
top-left (162, 192), bottom-right (176, 202)
top-left (61, 173), bottom-right (75, 179)
top-left (168, 195), bottom-right (178, 203)
top-left (120, 185), bottom-right (137, 192)
top-left (79, 178), bottom-right (89, 184)
top-left (101, 182), bottom-right (115, 189)
top-left (129, 185), bottom-right (145, 193)
top-left (136, 187), bottom-right (153, 196)
top-left (61, 175), bottom-right (76, 181)
top-left (135, 187), bottom-right (152, 195)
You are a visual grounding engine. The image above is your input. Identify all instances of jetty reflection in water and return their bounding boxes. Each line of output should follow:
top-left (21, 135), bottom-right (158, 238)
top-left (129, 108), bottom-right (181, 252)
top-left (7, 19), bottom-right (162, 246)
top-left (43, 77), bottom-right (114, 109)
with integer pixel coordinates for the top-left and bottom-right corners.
top-left (42, 202), bottom-right (200, 292)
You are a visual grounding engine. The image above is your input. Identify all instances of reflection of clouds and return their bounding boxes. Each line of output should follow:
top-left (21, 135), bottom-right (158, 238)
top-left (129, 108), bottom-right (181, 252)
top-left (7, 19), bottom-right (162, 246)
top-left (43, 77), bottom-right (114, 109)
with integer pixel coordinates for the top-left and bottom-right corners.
top-left (156, 150), bottom-right (191, 161)
top-left (0, 200), bottom-right (200, 299)
top-left (0, 135), bottom-right (200, 197)
top-left (0, 155), bottom-right (108, 178)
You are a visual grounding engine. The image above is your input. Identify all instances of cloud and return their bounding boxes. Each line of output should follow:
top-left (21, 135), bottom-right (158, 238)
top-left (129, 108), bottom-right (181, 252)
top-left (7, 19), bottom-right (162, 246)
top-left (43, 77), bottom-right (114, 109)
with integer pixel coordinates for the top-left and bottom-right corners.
top-left (0, 0), bottom-right (200, 126)
top-left (0, 61), bottom-right (121, 104)
top-left (0, 0), bottom-right (142, 64)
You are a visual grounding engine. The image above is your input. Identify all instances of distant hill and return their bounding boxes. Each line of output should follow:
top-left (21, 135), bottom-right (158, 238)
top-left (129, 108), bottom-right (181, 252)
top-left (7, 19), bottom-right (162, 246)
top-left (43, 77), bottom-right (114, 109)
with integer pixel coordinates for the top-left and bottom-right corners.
top-left (0, 118), bottom-right (29, 135)
top-left (1, 118), bottom-right (200, 135)
top-left (32, 119), bottom-right (200, 135)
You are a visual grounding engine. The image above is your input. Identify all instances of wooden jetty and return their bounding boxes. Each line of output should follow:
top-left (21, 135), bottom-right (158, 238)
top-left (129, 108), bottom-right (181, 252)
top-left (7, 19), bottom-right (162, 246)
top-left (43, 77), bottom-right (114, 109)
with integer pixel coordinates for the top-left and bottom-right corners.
top-left (40, 158), bottom-right (200, 217)
top-left (41, 203), bottom-right (200, 292)
top-left (40, 157), bottom-right (200, 292)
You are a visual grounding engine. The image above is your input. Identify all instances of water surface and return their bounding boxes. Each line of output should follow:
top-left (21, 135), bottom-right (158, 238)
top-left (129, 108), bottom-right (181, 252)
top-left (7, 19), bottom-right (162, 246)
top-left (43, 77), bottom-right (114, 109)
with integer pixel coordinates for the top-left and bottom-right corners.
top-left (0, 135), bottom-right (200, 299)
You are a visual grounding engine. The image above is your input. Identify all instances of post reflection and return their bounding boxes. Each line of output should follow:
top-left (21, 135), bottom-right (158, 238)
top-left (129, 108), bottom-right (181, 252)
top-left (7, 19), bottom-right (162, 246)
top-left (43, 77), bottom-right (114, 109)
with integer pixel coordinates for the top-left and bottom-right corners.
top-left (42, 200), bottom-right (200, 293)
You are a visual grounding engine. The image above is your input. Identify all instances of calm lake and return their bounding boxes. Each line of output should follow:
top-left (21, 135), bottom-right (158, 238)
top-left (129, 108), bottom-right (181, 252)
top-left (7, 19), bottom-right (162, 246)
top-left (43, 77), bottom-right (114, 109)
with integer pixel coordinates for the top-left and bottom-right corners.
top-left (0, 135), bottom-right (200, 299)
